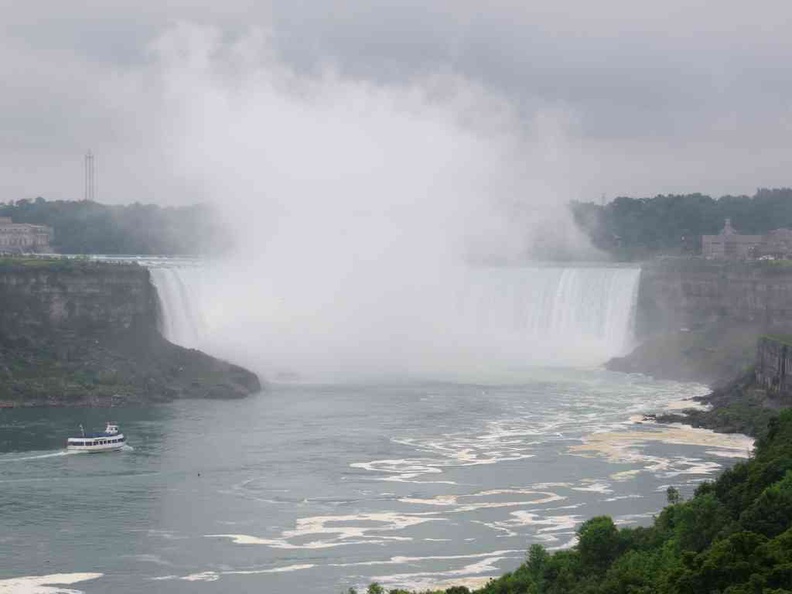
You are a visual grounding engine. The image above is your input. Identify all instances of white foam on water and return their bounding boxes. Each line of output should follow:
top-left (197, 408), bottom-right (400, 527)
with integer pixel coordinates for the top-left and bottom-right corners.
top-left (479, 510), bottom-right (581, 539)
top-left (229, 564), bottom-right (316, 575)
top-left (603, 494), bottom-right (643, 502)
top-left (150, 575), bottom-right (179, 581)
top-left (330, 549), bottom-right (524, 592)
top-left (610, 469), bottom-right (642, 481)
top-left (661, 459), bottom-right (723, 477)
top-left (570, 425), bottom-right (754, 474)
top-left (0, 573), bottom-right (102, 594)
top-left (614, 512), bottom-right (655, 526)
top-left (0, 450), bottom-right (73, 463)
top-left (158, 562), bottom-right (320, 582)
top-left (207, 511), bottom-right (443, 550)
top-left (181, 572), bottom-right (220, 582)
top-left (399, 488), bottom-right (565, 513)
top-left (371, 554), bottom-right (511, 592)
top-left (571, 481), bottom-right (613, 494)
top-left (353, 550), bottom-right (522, 566)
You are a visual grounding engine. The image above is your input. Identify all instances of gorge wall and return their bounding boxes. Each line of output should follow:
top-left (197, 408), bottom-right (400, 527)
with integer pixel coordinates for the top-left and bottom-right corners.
top-left (756, 336), bottom-right (792, 397)
top-left (610, 260), bottom-right (792, 385)
top-left (0, 261), bottom-right (156, 337)
top-left (635, 260), bottom-right (792, 337)
top-left (0, 260), bottom-right (260, 406)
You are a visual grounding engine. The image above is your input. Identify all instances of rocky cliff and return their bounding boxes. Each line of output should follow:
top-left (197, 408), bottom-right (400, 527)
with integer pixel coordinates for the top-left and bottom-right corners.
top-left (609, 260), bottom-right (792, 385)
top-left (0, 258), bottom-right (261, 406)
top-left (635, 259), bottom-right (792, 337)
top-left (653, 335), bottom-right (792, 437)
top-left (756, 335), bottom-right (792, 396)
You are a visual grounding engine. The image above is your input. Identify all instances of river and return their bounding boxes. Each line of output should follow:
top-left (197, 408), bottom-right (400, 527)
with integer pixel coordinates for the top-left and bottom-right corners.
top-left (0, 371), bottom-right (751, 593)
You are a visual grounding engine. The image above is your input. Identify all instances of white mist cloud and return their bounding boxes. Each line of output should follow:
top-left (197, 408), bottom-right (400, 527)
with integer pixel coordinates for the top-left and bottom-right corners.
top-left (144, 24), bottom-right (618, 380)
top-left (151, 24), bottom-right (596, 262)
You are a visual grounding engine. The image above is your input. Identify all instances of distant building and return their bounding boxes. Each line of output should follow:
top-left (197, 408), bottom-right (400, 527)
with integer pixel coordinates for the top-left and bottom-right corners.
top-left (0, 217), bottom-right (54, 254)
top-left (702, 219), bottom-right (792, 260)
top-left (758, 229), bottom-right (792, 259)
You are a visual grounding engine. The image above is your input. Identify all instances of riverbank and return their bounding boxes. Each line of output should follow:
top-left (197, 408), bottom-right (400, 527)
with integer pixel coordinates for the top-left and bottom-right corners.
top-left (652, 367), bottom-right (791, 438)
top-left (608, 327), bottom-right (792, 438)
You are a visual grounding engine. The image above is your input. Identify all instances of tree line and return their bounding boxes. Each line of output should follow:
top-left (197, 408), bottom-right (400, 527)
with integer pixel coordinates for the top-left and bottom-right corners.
top-left (572, 188), bottom-right (792, 261)
top-left (0, 197), bottom-right (231, 255)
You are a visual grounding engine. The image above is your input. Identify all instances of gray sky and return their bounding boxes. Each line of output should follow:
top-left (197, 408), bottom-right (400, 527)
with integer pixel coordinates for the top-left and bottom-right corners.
top-left (2, 0), bottom-right (792, 204)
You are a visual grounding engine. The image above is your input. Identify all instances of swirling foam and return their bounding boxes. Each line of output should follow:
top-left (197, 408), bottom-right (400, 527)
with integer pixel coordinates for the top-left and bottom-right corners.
top-left (0, 573), bottom-right (102, 594)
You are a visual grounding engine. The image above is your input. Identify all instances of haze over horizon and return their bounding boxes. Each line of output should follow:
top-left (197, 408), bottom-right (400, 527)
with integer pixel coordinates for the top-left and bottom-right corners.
top-left (2, 1), bottom-right (792, 207)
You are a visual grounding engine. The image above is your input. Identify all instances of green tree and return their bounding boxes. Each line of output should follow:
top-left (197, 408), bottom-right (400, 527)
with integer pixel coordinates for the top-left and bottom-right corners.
top-left (577, 516), bottom-right (621, 573)
top-left (526, 543), bottom-right (549, 593)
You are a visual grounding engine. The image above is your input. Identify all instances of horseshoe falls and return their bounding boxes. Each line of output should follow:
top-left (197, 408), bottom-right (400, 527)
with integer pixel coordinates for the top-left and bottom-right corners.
top-left (149, 264), bottom-right (641, 380)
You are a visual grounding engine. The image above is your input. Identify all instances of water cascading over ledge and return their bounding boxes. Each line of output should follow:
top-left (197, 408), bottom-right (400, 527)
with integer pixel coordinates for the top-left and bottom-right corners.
top-left (149, 263), bottom-right (641, 380)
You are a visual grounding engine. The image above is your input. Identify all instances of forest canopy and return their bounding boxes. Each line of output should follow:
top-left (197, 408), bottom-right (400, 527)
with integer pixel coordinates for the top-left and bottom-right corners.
top-left (572, 188), bottom-right (792, 260)
top-left (0, 197), bottom-right (231, 255)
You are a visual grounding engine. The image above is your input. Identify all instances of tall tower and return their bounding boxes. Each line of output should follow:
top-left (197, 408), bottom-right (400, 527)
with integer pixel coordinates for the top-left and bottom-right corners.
top-left (84, 150), bottom-right (96, 202)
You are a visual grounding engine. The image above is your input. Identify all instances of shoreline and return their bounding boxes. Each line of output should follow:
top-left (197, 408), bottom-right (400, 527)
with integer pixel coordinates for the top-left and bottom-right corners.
top-left (651, 370), bottom-right (783, 438)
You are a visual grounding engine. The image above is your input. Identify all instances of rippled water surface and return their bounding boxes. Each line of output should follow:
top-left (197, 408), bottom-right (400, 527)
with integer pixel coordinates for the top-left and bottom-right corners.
top-left (0, 371), bottom-right (752, 593)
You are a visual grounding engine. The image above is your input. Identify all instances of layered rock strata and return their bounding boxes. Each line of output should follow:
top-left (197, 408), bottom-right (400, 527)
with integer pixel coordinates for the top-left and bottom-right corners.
top-left (0, 259), bottom-right (260, 406)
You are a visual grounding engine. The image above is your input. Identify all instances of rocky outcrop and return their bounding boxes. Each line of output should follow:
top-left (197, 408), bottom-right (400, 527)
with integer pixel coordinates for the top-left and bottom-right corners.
top-left (0, 259), bottom-right (261, 406)
top-left (653, 337), bottom-right (792, 438)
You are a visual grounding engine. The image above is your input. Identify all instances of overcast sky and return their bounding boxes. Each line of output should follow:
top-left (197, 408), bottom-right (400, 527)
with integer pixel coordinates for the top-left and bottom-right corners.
top-left (2, 1), bottom-right (792, 205)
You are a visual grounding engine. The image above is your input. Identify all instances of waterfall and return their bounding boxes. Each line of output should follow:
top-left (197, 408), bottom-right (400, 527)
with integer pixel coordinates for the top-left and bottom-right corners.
top-left (149, 266), bottom-right (206, 349)
top-left (149, 262), bottom-right (641, 378)
top-left (455, 266), bottom-right (641, 364)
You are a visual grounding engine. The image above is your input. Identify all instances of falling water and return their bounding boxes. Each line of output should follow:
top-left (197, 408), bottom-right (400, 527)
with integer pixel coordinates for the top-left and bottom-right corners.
top-left (149, 266), bottom-right (206, 349)
top-left (148, 263), bottom-right (641, 377)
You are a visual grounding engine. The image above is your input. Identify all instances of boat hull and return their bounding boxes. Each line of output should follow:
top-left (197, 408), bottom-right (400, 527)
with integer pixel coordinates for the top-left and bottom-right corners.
top-left (66, 442), bottom-right (125, 453)
top-left (66, 435), bottom-right (126, 453)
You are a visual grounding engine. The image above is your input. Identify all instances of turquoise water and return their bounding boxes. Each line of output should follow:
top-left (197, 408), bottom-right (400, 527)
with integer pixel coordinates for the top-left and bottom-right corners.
top-left (0, 371), bottom-right (751, 593)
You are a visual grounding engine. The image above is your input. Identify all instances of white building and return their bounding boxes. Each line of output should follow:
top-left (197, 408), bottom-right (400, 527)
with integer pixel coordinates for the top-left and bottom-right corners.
top-left (0, 217), bottom-right (53, 253)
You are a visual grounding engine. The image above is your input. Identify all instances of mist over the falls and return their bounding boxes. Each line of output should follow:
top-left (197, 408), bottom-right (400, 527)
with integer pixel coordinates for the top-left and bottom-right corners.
top-left (149, 25), bottom-right (628, 381)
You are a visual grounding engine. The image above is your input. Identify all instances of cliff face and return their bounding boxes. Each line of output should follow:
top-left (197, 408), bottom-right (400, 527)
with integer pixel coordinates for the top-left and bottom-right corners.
top-left (609, 260), bottom-right (792, 385)
top-left (0, 262), bottom-right (156, 337)
top-left (635, 260), bottom-right (792, 338)
top-left (0, 260), bottom-right (261, 406)
top-left (756, 336), bottom-right (792, 396)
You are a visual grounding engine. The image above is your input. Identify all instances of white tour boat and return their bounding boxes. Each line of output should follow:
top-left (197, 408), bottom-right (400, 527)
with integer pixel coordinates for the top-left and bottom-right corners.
top-left (66, 422), bottom-right (126, 453)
